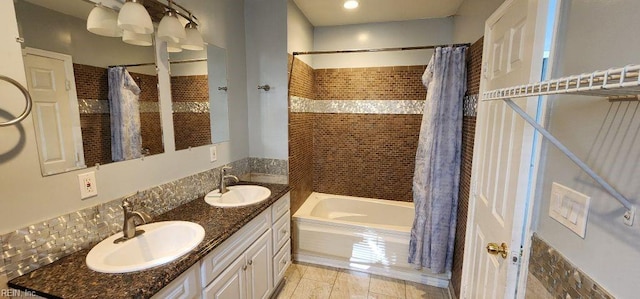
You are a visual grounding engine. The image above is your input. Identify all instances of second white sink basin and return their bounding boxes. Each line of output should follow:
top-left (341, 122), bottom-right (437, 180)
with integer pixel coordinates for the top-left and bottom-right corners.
top-left (205, 185), bottom-right (271, 207)
top-left (86, 221), bottom-right (205, 273)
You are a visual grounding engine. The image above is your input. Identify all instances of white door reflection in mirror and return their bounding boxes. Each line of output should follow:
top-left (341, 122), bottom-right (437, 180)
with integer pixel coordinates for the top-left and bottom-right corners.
top-left (23, 48), bottom-right (85, 175)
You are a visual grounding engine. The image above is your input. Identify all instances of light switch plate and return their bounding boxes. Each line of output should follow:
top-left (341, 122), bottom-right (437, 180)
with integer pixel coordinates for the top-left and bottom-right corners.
top-left (209, 145), bottom-right (217, 162)
top-left (549, 182), bottom-right (590, 238)
top-left (78, 172), bottom-right (98, 199)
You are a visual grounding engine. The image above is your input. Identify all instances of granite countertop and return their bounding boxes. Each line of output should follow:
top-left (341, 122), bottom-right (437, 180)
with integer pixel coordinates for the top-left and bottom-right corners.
top-left (9, 182), bottom-right (290, 299)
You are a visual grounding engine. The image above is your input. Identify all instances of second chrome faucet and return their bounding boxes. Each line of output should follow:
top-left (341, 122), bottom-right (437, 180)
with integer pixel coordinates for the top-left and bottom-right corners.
top-left (220, 166), bottom-right (239, 194)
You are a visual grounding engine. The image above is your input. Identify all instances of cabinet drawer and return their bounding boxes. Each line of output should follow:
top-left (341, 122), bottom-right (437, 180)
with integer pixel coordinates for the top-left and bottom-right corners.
top-left (152, 264), bottom-right (200, 299)
top-left (273, 240), bottom-right (291, 286)
top-left (272, 210), bottom-right (290, 252)
top-left (271, 192), bottom-right (290, 223)
top-left (200, 209), bottom-right (270, 286)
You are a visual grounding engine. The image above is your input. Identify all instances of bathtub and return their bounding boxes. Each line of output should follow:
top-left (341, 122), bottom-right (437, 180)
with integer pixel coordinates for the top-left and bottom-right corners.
top-left (293, 192), bottom-right (450, 287)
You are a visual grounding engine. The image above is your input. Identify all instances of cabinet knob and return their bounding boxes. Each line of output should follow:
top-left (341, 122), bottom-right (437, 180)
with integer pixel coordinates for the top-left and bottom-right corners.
top-left (281, 229), bottom-right (288, 234)
top-left (242, 265), bottom-right (247, 271)
top-left (248, 260), bottom-right (253, 266)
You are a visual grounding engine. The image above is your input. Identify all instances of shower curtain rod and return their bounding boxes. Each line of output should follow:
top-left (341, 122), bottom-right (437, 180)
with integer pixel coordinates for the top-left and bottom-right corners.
top-left (108, 58), bottom-right (206, 68)
top-left (292, 43), bottom-right (470, 56)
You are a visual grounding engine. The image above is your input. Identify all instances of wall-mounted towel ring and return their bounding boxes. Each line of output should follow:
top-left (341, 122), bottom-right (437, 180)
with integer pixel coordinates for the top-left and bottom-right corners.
top-left (0, 75), bottom-right (32, 127)
top-left (258, 84), bottom-right (271, 91)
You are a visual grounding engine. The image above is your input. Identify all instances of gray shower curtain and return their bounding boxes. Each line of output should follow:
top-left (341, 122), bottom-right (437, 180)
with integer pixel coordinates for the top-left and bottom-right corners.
top-left (108, 67), bottom-right (142, 162)
top-left (409, 46), bottom-right (467, 274)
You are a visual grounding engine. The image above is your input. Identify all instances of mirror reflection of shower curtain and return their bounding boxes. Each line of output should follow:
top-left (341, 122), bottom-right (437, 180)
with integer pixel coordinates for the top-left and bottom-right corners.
top-left (108, 67), bottom-right (142, 162)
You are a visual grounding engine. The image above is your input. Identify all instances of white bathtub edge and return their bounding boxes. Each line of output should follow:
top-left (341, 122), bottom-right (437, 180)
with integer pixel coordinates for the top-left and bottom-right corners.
top-left (293, 253), bottom-right (451, 289)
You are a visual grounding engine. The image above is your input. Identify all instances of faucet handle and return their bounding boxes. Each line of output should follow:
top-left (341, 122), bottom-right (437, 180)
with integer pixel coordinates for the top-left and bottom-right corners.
top-left (222, 165), bottom-right (233, 173)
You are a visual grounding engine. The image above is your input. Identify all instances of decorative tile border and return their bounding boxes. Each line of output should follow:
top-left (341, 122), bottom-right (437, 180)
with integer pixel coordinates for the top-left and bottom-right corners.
top-left (249, 157), bottom-right (288, 176)
top-left (290, 96), bottom-right (424, 115)
top-left (78, 100), bottom-right (210, 114)
top-left (172, 102), bottom-right (210, 113)
top-left (78, 99), bottom-right (161, 114)
top-left (0, 158), bottom-right (250, 280)
top-left (463, 94), bottom-right (478, 117)
top-left (529, 233), bottom-right (613, 299)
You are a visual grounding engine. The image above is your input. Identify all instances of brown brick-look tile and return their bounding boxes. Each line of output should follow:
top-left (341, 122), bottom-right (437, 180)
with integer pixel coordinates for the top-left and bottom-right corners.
top-left (288, 56), bottom-right (315, 213)
top-left (312, 113), bottom-right (422, 202)
top-left (141, 112), bottom-right (164, 155)
top-left (451, 37), bottom-right (482, 299)
top-left (289, 113), bottom-right (314, 214)
top-left (314, 66), bottom-right (426, 101)
top-left (288, 55), bottom-right (315, 100)
top-left (170, 75), bottom-right (209, 102)
top-left (73, 64), bottom-right (109, 100)
top-left (173, 113), bottom-right (211, 151)
top-left (529, 234), bottom-right (614, 299)
top-left (80, 114), bottom-right (112, 167)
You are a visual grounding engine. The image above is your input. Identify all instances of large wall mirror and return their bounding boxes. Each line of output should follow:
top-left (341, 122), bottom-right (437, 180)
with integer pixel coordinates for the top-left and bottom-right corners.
top-left (15, 0), bottom-right (163, 176)
top-left (170, 44), bottom-right (228, 149)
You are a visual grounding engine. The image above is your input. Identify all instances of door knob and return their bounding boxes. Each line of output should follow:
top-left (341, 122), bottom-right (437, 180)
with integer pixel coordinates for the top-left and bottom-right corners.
top-left (486, 242), bottom-right (508, 259)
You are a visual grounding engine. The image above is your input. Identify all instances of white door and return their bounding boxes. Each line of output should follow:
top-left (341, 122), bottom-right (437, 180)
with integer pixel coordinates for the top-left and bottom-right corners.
top-left (23, 48), bottom-right (84, 175)
top-left (246, 231), bottom-right (272, 299)
top-left (461, 0), bottom-right (550, 298)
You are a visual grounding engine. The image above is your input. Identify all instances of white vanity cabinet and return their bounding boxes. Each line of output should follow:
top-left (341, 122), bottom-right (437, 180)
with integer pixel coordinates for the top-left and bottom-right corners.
top-left (198, 192), bottom-right (291, 299)
top-left (152, 264), bottom-right (201, 299)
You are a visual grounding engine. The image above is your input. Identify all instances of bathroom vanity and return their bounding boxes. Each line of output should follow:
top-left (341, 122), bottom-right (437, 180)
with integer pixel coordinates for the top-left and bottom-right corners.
top-left (8, 183), bottom-right (291, 299)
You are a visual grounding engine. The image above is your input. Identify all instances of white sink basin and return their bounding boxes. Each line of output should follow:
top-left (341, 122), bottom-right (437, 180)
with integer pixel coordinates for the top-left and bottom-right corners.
top-left (86, 221), bottom-right (205, 273)
top-left (204, 185), bottom-right (271, 207)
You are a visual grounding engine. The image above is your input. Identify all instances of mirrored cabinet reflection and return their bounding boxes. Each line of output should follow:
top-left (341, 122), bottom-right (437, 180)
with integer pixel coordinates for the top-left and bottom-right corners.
top-left (16, 0), bottom-right (163, 176)
top-left (170, 44), bottom-right (228, 150)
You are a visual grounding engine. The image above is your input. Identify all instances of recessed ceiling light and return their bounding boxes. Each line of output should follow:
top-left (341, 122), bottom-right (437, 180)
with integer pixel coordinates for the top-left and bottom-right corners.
top-left (344, 0), bottom-right (359, 9)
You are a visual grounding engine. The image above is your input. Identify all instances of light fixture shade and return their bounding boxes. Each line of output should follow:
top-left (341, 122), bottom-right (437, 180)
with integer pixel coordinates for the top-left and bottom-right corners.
top-left (167, 41), bottom-right (183, 53)
top-left (122, 30), bottom-right (153, 46)
top-left (181, 23), bottom-right (204, 51)
top-left (87, 4), bottom-right (122, 37)
top-left (157, 11), bottom-right (186, 44)
top-left (117, 1), bottom-right (153, 35)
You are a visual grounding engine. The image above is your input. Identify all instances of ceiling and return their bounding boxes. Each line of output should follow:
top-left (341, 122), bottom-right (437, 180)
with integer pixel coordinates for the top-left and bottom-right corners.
top-left (293, 0), bottom-right (466, 27)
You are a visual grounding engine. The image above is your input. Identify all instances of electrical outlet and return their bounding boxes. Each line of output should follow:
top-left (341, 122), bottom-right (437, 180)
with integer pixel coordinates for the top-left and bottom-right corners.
top-left (210, 145), bottom-right (217, 162)
top-left (78, 172), bottom-right (98, 199)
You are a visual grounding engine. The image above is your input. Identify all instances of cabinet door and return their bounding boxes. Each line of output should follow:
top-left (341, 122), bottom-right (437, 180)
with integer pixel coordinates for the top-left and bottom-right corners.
top-left (245, 229), bottom-right (273, 299)
top-left (203, 256), bottom-right (246, 299)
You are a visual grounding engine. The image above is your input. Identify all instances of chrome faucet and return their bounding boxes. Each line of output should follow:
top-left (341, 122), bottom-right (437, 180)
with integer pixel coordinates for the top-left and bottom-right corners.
top-left (115, 198), bottom-right (152, 243)
top-left (220, 166), bottom-right (239, 194)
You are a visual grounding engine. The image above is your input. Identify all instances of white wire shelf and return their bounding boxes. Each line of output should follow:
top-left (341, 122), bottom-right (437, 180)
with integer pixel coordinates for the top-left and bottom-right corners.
top-left (481, 64), bottom-right (638, 226)
top-left (483, 64), bottom-right (640, 101)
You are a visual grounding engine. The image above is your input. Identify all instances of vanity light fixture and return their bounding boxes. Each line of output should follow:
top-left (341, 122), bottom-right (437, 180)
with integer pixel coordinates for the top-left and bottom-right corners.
top-left (167, 41), bottom-right (184, 53)
top-left (87, 0), bottom-right (203, 51)
top-left (157, 8), bottom-right (186, 44)
top-left (344, 0), bottom-right (359, 9)
top-left (122, 30), bottom-right (153, 46)
top-left (87, 4), bottom-right (122, 37)
top-left (181, 20), bottom-right (204, 51)
top-left (117, 0), bottom-right (153, 34)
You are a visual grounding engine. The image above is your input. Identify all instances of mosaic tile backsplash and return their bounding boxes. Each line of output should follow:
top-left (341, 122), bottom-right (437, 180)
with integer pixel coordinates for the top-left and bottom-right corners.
top-left (529, 234), bottom-right (613, 299)
top-left (0, 159), bottom-right (253, 280)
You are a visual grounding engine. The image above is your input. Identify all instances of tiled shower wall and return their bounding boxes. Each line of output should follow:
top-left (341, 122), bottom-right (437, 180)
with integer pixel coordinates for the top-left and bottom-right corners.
top-left (171, 75), bottom-right (211, 150)
top-left (73, 64), bottom-right (164, 166)
top-left (288, 56), bottom-right (315, 213)
top-left (451, 38), bottom-right (482, 298)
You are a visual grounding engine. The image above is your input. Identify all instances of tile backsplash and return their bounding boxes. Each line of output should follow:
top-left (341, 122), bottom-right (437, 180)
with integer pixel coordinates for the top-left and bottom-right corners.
top-left (0, 158), bottom-right (273, 280)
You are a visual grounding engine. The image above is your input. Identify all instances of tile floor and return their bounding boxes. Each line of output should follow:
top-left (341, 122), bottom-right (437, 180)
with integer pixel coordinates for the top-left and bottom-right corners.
top-left (276, 262), bottom-right (450, 299)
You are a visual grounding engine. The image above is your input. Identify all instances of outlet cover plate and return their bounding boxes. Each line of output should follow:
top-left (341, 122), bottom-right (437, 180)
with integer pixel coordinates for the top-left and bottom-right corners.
top-left (78, 172), bottom-right (98, 199)
top-left (549, 182), bottom-right (590, 238)
top-left (210, 146), bottom-right (217, 162)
